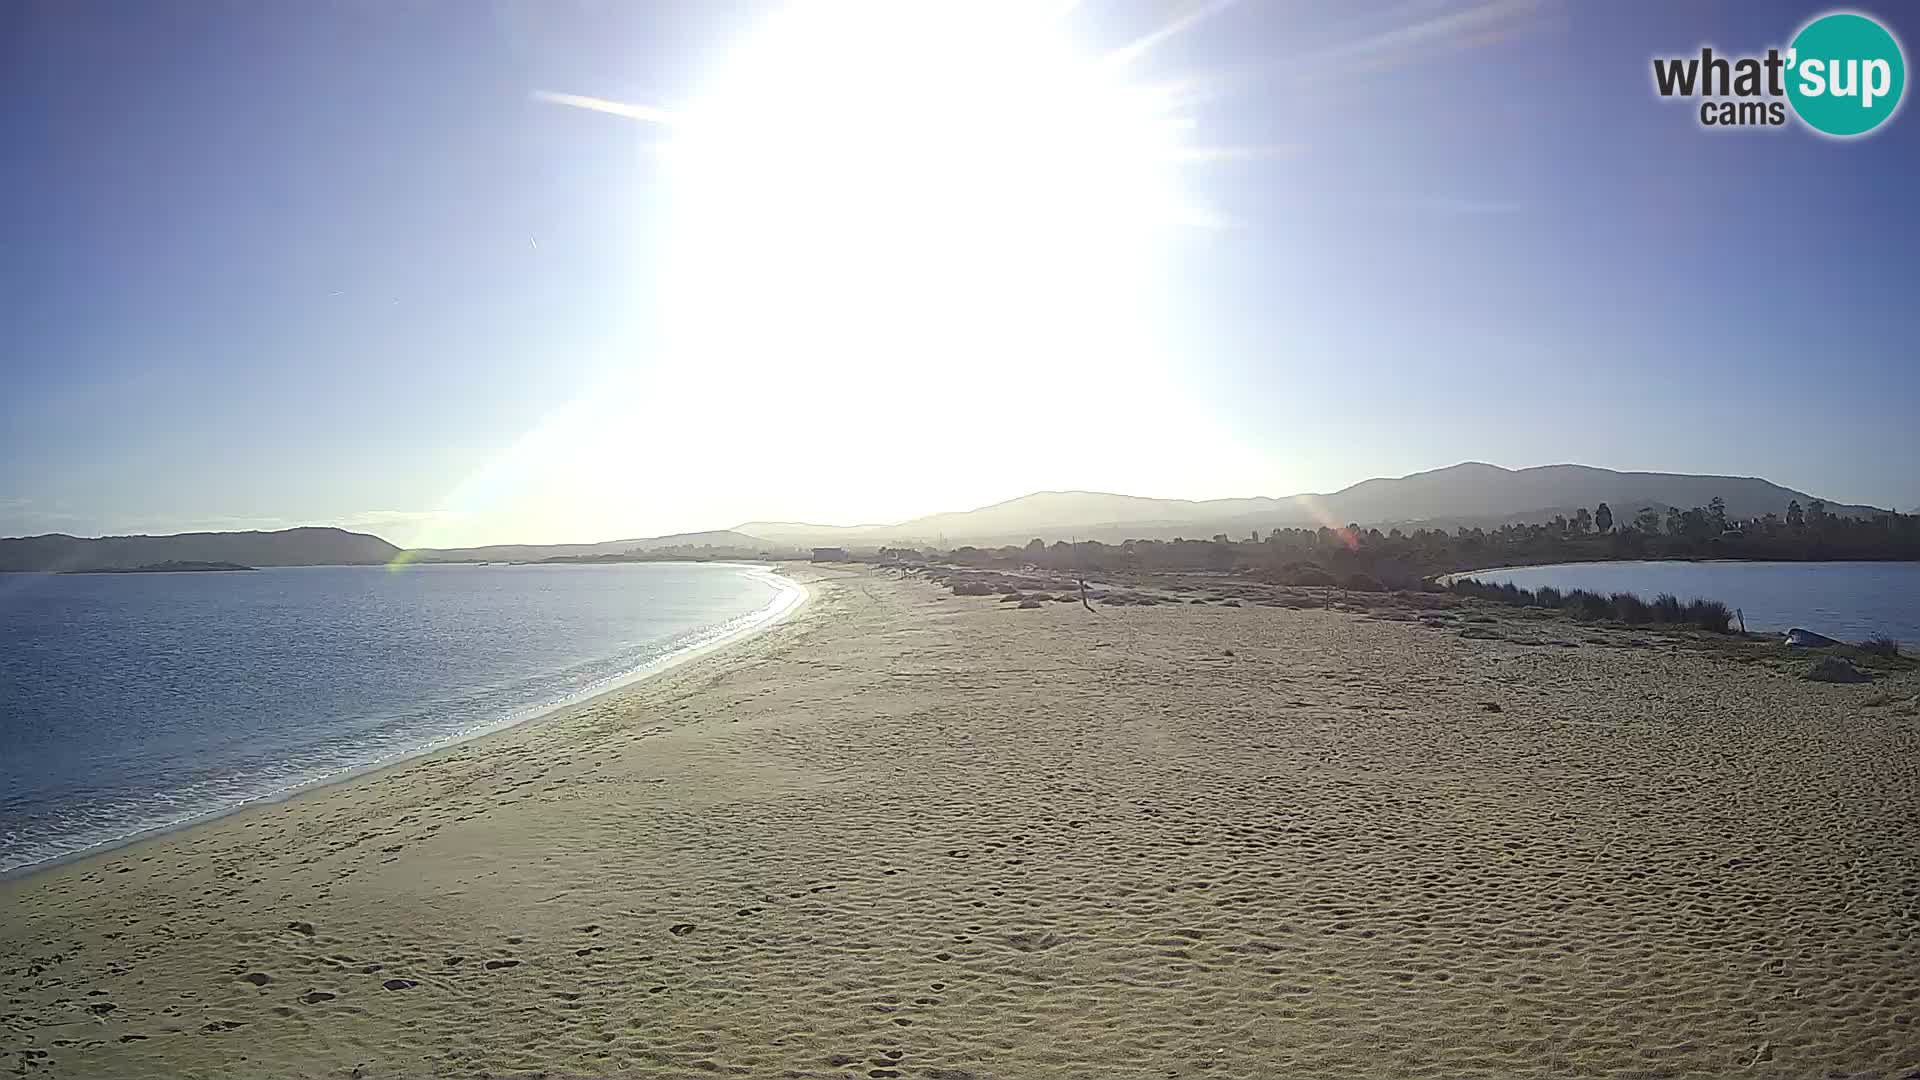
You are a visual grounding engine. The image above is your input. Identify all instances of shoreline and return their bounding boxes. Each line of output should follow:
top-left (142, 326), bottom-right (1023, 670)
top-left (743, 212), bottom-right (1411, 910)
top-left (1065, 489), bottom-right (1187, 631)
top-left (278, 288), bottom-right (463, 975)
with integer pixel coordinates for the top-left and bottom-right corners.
top-left (4, 570), bottom-right (1914, 1079)
top-left (0, 563), bottom-right (809, 883)
top-left (1440, 559), bottom-right (1920, 643)
top-left (1442, 555), bottom-right (1920, 582)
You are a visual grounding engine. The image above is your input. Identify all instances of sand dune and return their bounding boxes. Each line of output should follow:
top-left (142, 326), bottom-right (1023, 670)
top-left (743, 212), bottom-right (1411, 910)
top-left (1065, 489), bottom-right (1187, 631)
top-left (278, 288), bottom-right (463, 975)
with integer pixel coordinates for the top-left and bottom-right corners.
top-left (3, 567), bottom-right (1916, 1079)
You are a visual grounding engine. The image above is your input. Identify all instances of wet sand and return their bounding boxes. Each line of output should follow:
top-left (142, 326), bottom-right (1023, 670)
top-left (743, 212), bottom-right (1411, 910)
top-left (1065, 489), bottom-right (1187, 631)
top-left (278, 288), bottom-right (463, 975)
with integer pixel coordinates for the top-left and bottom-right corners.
top-left (3, 567), bottom-right (1916, 1079)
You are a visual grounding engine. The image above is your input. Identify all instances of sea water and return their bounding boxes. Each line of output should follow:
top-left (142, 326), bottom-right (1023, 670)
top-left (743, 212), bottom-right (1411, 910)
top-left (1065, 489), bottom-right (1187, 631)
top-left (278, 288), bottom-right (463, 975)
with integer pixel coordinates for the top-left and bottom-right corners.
top-left (0, 562), bottom-right (800, 874)
top-left (1453, 560), bottom-right (1918, 645)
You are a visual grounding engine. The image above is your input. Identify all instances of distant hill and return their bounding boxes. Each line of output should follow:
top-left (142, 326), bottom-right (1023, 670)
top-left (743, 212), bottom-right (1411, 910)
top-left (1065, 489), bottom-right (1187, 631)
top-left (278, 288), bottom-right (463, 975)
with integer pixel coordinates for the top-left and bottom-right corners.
top-left (0, 527), bottom-right (398, 572)
top-left (404, 529), bottom-right (777, 564)
top-left (9, 464), bottom-right (1886, 569)
top-left (736, 463), bottom-right (1887, 548)
top-left (1296, 462), bottom-right (1881, 528)
top-left (732, 521), bottom-right (894, 548)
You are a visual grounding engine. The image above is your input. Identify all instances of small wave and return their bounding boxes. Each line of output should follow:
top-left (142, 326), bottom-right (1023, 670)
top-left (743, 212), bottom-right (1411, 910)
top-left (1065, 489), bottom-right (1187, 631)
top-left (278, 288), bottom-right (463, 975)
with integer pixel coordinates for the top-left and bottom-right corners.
top-left (0, 565), bottom-right (804, 877)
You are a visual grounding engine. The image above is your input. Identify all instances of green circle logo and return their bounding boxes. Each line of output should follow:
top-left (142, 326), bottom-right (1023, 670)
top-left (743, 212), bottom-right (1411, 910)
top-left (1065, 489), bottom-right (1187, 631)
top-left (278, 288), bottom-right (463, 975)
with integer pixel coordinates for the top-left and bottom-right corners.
top-left (1787, 12), bottom-right (1906, 136)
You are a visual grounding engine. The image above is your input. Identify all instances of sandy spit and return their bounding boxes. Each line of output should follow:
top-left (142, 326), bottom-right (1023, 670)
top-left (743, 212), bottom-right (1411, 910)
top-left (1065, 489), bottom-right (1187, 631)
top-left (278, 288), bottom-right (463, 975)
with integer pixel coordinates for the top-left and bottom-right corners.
top-left (2, 567), bottom-right (1916, 1079)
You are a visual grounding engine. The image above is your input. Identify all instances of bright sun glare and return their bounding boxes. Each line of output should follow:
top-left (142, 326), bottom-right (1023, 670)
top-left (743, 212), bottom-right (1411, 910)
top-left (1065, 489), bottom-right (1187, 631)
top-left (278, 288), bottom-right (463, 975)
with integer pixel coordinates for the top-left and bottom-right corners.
top-left (494, 2), bottom-right (1253, 540)
top-left (657, 2), bottom-right (1209, 391)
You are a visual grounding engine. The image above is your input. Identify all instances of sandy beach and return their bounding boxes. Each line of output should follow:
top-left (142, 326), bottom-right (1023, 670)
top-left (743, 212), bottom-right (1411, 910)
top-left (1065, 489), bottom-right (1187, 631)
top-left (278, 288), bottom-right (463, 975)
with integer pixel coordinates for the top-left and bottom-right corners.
top-left (3, 566), bottom-right (1917, 1079)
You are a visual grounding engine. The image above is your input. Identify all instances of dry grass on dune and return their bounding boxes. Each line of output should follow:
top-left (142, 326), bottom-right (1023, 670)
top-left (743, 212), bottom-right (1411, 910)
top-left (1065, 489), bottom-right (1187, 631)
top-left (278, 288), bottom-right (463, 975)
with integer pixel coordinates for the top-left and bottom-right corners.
top-left (2, 568), bottom-right (1917, 1079)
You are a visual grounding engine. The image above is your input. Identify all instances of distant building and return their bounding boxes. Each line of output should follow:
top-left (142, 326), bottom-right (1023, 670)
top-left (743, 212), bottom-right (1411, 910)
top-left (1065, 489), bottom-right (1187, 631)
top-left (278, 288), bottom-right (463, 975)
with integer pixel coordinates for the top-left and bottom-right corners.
top-left (811, 547), bottom-right (849, 563)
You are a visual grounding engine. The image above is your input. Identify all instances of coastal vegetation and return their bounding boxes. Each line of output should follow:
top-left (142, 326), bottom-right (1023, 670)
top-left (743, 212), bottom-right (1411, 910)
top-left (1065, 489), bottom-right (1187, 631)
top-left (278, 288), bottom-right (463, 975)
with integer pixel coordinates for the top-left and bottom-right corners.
top-left (916, 500), bottom-right (1920, 587)
top-left (1442, 578), bottom-right (1734, 632)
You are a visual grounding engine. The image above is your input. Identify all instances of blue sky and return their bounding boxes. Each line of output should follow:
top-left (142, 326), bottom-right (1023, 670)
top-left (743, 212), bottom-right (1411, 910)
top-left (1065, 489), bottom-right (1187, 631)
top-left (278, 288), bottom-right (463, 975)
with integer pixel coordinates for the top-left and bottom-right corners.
top-left (3, 0), bottom-right (1916, 545)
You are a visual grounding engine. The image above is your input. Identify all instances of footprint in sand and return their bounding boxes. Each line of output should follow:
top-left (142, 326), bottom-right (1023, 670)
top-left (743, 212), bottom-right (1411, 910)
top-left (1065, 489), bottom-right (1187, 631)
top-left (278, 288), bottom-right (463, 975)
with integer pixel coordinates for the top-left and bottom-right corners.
top-left (381, 979), bottom-right (416, 991)
top-left (668, 923), bottom-right (697, 937)
top-left (483, 959), bottom-right (520, 971)
top-left (241, 973), bottom-right (272, 987)
top-left (300, 991), bottom-right (336, 1004)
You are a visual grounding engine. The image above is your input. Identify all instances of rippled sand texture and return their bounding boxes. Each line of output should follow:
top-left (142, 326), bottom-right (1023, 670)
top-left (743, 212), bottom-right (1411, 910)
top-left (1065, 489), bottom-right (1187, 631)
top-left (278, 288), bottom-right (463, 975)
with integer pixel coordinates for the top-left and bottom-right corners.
top-left (3, 569), bottom-right (1917, 1079)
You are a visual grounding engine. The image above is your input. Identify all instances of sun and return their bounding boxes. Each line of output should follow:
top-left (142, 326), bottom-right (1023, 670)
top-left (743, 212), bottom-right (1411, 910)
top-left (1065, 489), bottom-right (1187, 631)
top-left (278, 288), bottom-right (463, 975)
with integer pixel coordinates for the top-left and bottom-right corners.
top-left (663, 2), bottom-right (1202, 346)
top-left (516, 2), bottom-right (1247, 530)
top-left (548, 3), bottom-right (1216, 384)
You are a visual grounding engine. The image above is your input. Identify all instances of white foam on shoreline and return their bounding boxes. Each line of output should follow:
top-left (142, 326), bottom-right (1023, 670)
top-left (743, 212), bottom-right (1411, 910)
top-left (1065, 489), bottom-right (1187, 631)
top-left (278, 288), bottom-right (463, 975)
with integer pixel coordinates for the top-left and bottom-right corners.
top-left (0, 564), bottom-right (808, 879)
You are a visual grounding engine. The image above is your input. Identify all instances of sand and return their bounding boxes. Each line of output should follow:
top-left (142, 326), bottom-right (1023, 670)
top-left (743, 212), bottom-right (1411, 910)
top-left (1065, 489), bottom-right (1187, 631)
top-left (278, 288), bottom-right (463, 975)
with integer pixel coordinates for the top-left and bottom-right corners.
top-left (3, 566), bottom-right (1917, 1079)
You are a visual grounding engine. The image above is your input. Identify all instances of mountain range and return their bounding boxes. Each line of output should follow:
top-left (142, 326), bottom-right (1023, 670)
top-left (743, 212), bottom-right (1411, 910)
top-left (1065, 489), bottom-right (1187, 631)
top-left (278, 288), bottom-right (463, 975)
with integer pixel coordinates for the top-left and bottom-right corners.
top-left (0, 464), bottom-right (1889, 569)
top-left (736, 463), bottom-right (1886, 548)
top-left (0, 527), bottom-right (399, 573)
top-left (400, 531), bottom-right (769, 564)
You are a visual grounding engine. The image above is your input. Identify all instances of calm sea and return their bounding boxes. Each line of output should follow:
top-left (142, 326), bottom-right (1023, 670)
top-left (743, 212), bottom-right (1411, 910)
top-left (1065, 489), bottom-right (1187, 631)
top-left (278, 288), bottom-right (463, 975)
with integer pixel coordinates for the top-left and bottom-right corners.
top-left (0, 562), bottom-right (801, 875)
top-left (1455, 560), bottom-right (1919, 645)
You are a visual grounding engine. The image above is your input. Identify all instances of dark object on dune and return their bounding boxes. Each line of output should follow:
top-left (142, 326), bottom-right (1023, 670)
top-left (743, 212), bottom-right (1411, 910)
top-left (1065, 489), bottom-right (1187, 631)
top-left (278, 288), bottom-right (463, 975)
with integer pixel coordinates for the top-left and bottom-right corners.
top-left (1784, 628), bottom-right (1842, 648)
top-left (951, 580), bottom-right (994, 596)
top-left (1017, 598), bottom-right (1043, 609)
top-left (59, 560), bottom-right (257, 574)
top-left (1803, 657), bottom-right (1872, 683)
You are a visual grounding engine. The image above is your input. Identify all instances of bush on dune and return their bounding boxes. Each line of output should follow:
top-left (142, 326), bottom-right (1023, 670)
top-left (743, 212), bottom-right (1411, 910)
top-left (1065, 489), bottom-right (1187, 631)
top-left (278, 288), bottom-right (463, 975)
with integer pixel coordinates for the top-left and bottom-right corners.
top-left (1565, 589), bottom-right (1613, 621)
top-left (1445, 579), bottom-right (1733, 632)
top-left (1683, 598), bottom-right (1733, 632)
top-left (1281, 563), bottom-right (1338, 587)
top-left (1610, 592), bottom-right (1653, 624)
top-left (1859, 635), bottom-right (1902, 658)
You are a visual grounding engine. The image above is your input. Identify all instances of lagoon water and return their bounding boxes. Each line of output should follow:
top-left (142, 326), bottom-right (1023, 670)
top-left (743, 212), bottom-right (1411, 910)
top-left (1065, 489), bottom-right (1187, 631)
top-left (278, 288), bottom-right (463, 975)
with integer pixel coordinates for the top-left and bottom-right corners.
top-left (0, 562), bottom-right (800, 874)
top-left (1456, 560), bottom-right (1919, 645)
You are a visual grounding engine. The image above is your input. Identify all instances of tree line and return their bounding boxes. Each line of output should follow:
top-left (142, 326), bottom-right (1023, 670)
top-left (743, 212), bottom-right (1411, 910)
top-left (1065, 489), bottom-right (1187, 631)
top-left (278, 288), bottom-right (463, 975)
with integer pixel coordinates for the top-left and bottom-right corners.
top-left (885, 499), bottom-right (1920, 589)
